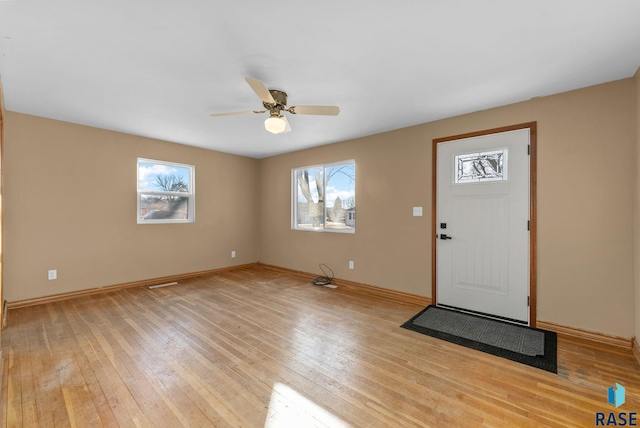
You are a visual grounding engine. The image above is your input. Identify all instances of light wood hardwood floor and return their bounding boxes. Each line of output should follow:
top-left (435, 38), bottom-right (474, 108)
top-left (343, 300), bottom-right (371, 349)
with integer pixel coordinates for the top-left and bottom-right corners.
top-left (1, 265), bottom-right (639, 427)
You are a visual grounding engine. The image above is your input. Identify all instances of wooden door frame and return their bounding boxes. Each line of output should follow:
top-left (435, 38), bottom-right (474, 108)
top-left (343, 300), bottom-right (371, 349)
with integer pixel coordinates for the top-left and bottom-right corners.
top-left (432, 122), bottom-right (537, 326)
top-left (0, 76), bottom-right (4, 367)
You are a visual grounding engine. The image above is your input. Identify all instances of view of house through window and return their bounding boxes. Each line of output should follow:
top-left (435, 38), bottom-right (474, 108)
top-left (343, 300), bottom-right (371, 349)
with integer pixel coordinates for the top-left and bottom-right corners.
top-left (137, 158), bottom-right (195, 223)
top-left (293, 160), bottom-right (355, 232)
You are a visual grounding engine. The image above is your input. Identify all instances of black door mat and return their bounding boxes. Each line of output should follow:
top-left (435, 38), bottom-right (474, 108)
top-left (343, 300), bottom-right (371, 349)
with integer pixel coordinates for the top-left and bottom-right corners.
top-left (401, 305), bottom-right (557, 373)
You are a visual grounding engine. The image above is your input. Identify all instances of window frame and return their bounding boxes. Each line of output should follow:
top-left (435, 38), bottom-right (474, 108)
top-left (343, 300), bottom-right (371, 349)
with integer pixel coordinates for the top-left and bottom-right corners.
top-left (137, 158), bottom-right (195, 224)
top-left (291, 159), bottom-right (356, 233)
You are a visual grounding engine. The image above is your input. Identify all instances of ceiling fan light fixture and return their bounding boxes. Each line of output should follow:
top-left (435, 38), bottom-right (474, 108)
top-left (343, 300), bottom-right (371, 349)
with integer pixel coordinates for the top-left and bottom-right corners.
top-left (264, 115), bottom-right (287, 134)
top-left (212, 78), bottom-right (339, 134)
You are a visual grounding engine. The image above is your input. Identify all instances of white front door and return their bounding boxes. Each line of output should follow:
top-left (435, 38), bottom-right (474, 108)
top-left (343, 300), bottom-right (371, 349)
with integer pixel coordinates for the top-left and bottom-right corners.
top-left (436, 128), bottom-right (530, 323)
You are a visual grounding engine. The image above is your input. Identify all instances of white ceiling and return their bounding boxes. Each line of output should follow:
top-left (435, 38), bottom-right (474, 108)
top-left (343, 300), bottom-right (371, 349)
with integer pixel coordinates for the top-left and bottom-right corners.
top-left (1, 1), bottom-right (639, 159)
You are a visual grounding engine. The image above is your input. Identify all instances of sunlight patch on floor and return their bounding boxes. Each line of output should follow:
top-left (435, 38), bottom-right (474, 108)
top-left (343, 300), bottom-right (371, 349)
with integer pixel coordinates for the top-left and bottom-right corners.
top-left (264, 382), bottom-right (351, 428)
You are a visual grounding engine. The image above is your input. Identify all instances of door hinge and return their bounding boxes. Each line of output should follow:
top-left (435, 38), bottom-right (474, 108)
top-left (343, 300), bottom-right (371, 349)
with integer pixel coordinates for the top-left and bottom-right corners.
top-left (527, 220), bottom-right (530, 230)
top-left (527, 145), bottom-right (530, 155)
top-left (527, 296), bottom-right (530, 307)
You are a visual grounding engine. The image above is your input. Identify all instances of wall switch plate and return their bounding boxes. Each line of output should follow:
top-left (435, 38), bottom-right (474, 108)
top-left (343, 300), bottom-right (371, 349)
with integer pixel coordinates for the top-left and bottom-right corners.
top-left (348, 261), bottom-right (354, 270)
top-left (413, 207), bottom-right (423, 216)
top-left (48, 270), bottom-right (57, 280)
top-left (231, 251), bottom-right (236, 258)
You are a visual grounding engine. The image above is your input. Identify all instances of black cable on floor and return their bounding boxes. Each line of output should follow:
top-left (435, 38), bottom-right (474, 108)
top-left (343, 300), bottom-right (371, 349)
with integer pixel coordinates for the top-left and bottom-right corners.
top-left (312, 263), bottom-right (334, 286)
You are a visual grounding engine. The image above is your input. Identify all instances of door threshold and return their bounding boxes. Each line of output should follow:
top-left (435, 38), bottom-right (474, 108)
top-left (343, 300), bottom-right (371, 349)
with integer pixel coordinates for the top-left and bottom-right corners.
top-left (436, 304), bottom-right (529, 326)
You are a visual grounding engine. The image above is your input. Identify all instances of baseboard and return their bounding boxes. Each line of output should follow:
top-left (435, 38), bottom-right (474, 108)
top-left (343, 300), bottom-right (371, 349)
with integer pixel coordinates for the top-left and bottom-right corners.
top-left (257, 262), bottom-right (431, 307)
top-left (334, 277), bottom-right (431, 307)
top-left (537, 320), bottom-right (632, 349)
top-left (257, 263), bottom-right (320, 282)
top-left (7, 263), bottom-right (257, 310)
top-left (7, 262), bottom-right (631, 353)
top-left (633, 338), bottom-right (640, 365)
top-left (259, 263), bottom-right (637, 349)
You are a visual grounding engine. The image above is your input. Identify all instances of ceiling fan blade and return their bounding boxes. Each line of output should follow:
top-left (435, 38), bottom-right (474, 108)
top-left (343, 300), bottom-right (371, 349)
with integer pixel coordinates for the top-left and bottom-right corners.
top-left (283, 115), bottom-right (292, 133)
top-left (210, 110), bottom-right (266, 117)
top-left (289, 105), bottom-right (340, 116)
top-left (245, 77), bottom-right (276, 105)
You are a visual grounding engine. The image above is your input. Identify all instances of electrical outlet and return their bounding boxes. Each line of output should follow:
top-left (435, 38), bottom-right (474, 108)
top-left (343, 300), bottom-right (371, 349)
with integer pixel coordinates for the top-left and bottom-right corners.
top-left (48, 269), bottom-right (57, 280)
top-left (231, 251), bottom-right (236, 258)
top-left (413, 206), bottom-right (423, 216)
top-left (349, 261), bottom-right (354, 270)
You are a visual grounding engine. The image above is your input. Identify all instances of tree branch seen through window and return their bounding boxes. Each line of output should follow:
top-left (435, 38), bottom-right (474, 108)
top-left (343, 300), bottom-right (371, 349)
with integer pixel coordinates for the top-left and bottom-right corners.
top-left (137, 159), bottom-right (195, 223)
top-left (293, 161), bottom-right (355, 232)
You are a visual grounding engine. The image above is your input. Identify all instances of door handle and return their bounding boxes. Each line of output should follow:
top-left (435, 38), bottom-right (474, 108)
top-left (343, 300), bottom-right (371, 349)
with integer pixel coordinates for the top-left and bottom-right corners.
top-left (440, 234), bottom-right (452, 240)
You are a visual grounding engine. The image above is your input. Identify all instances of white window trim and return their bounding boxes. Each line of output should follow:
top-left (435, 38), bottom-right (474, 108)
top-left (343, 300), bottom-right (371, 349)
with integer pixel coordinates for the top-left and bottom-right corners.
top-left (137, 158), bottom-right (195, 224)
top-left (291, 159), bottom-right (355, 233)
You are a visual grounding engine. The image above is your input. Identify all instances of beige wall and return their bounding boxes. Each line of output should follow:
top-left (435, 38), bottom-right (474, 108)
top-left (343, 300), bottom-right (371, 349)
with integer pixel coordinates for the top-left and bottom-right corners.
top-left (4, 112), bottom-right (259, 302)
top-left (259, 79), bottom-right (636, 338)
top-left (3, 78), bottom-right (637, 339)
top-left (0, 76), bottom-right (5, 328)
top-left (635, 67), bottom-right (640, 343)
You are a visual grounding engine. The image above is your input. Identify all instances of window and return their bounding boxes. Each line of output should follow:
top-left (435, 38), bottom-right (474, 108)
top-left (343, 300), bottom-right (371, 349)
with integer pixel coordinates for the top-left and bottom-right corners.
top-left (454, 149), bottom-right (508, 183)
top-left (292, 160), bottom-right (355, 232)
top-left (137, 158), bottom-right (195, 223)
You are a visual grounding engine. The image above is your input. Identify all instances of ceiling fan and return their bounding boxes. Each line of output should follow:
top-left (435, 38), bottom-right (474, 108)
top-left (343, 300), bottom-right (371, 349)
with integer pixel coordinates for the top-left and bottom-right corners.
top-left (211, 77), bottom-right (340, 134)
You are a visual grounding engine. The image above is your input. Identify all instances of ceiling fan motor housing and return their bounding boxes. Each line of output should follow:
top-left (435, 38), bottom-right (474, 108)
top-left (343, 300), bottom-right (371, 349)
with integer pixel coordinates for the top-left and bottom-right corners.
top-left (210, 78), bottom-right (339, 126)
top-left (264, 89), bottom-right (288, 110)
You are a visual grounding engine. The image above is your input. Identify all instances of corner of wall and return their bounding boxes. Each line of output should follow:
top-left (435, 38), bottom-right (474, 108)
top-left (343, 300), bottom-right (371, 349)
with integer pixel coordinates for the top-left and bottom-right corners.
top-left (634, 66), bottom-right (640, 343)
top-left (633, 337), bottom-right (640, 366)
